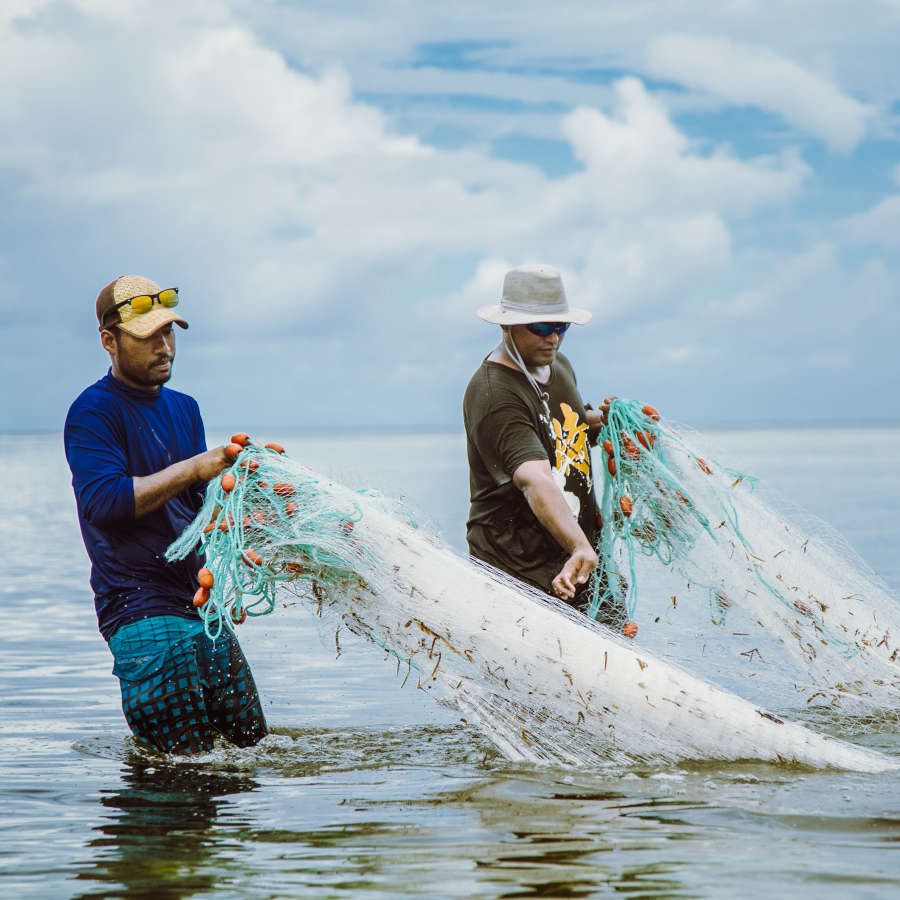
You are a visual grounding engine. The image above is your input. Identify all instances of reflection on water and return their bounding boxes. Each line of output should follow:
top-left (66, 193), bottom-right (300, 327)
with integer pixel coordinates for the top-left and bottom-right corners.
top-left (72, 764), bottom-right (258, 900)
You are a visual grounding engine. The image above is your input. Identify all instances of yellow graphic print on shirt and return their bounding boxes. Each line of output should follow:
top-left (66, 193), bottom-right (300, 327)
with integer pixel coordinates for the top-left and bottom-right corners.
top-left (552, 402), bottom-right (591, 481)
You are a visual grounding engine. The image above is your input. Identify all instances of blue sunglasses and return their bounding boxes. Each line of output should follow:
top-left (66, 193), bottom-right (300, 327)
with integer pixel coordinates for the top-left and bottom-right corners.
top-left (526, 321), bottom-right (571, 337)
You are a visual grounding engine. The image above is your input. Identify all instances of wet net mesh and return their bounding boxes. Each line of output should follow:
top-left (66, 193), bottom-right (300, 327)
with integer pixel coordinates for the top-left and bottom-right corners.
top-left (166, 407), bottom-right (900, 771)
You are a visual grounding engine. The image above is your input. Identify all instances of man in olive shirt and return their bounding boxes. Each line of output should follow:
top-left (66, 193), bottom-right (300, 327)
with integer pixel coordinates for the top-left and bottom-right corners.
top-left (463, 264), bottom-right (633, 633)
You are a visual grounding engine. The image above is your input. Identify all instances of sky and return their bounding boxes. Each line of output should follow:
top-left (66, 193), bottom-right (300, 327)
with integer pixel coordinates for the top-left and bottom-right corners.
top-left (1, 0), bottom-right (898, 432)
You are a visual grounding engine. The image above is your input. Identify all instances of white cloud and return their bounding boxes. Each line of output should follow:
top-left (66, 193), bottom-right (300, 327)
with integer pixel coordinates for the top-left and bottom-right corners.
top-left (842, 195), bottom-right (900, 250)
top-left (646, 33), bottom-right (872, 152)
top-left (0, 0), bottom-right (897, 429)
top-left (230, 2), bottom-right (900, 139)
top-left (561, 78), bottom-right (808, 219)
top-left (447, 258), bottom-right (512, 323)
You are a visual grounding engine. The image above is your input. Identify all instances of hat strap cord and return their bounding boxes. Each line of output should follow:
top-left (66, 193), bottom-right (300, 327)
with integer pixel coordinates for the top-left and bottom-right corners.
top-left (503, 331), bottom-right (555, 443)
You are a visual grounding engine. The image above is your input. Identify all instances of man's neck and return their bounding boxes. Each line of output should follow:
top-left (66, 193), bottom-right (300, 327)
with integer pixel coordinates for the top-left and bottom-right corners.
top-left (488, 344), bottom-right (552, 384)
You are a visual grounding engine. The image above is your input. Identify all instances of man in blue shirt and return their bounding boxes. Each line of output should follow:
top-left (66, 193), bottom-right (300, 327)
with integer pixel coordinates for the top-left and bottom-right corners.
top-left (64, 275), bottom-right (268, 754)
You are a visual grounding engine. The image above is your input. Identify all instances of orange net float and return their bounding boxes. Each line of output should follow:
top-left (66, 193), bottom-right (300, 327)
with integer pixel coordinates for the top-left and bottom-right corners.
top-left (197, 567), bottom-right (214, 589)
top-left (621, 433), bottom-right (640, 460)
top-left (242, 549), bottom-right (263, 568)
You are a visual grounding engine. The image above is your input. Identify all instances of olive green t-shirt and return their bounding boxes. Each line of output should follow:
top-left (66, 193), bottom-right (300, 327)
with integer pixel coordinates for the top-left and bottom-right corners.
top-left (463, 352), bottom-right (599, 593)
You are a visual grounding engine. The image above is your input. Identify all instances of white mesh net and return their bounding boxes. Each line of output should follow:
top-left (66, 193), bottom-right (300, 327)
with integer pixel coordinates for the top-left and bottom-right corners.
top-left (167, 415), bottom-right (900, 773)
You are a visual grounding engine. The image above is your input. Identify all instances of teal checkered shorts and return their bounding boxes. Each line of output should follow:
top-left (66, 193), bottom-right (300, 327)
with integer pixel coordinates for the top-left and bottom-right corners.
top-left (109, 615), bottom-right (267, 754)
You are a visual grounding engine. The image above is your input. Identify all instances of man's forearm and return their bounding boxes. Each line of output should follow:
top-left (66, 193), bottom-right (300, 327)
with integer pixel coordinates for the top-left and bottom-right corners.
top-left (520, 475), bottom-right (592, 554)
top-left (513, 459), bottom-right (598, 600)
top-left (133, 458), bottom-right (203, 519)
top-left (132, 446), bottom-right (229, 519)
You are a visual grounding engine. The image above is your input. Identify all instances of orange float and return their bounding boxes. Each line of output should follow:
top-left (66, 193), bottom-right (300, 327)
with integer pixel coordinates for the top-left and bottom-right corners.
top-left (197, 567), bottom-right (214, 589)
top-left (621, 433), bottom-right (640, 459)
top-left (242, 549), bottom-right (262, 568)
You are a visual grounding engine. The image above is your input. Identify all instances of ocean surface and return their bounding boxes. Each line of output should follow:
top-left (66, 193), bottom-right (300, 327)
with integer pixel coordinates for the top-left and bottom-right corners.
top-left (2, 426), bottom-right (899, 899)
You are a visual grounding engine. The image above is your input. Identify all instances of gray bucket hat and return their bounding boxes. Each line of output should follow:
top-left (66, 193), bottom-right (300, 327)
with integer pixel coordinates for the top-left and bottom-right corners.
top-left (477, 264), bottom-right (591, 326)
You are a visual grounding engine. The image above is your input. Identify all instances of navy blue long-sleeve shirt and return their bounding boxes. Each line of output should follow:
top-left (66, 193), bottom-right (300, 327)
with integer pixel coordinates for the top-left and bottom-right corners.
top-left (64, 371), bottom-right (207, 641)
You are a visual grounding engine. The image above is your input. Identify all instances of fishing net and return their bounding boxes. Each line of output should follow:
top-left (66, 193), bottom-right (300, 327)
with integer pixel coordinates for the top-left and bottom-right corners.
top-left (590, 400), bottom-right (900, 725)
top-left (166, 415), bottom-right (900, 772)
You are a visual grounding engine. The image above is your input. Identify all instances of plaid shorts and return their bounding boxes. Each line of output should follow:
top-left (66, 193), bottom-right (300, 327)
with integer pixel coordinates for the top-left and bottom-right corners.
top-left (109, 615), bottom-right (268, 755)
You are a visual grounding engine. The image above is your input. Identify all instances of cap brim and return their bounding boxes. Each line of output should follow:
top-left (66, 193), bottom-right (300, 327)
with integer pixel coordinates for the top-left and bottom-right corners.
top-left (116, 308), bottom-right (189, 338)
top-left (476, 304), bottom-right (592, 326)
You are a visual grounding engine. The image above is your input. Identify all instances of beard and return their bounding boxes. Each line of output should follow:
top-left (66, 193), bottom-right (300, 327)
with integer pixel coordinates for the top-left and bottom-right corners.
top-left (119, 354), bottom-right (174, 389)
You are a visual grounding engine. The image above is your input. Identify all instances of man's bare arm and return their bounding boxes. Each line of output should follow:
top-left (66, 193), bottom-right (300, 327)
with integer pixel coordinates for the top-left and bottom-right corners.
top-left (513, 459), bottom-right (598, 600)
top-left (132, 447), bottom-right (230, 519)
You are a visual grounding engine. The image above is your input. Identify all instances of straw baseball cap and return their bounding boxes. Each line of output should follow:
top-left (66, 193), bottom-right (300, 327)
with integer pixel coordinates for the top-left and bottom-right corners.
top-left (477, 264), bottom-right (591, 326)
top-left (96, 275), bottom-right (189, 338)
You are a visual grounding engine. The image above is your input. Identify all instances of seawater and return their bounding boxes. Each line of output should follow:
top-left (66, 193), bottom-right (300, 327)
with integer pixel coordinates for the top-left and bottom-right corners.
top-left (1, 427), bottom-right (899, 899)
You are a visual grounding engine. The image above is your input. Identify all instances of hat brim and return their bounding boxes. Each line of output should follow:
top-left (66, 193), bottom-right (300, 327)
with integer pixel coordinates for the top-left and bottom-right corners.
top-left (476, 304), bottom-right (592, 326)
top-left (116, 308), bottom-right (189, 338)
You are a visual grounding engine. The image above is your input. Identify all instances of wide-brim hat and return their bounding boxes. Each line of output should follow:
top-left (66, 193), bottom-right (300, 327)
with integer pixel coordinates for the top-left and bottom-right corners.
top-left (96, 275), bottom-right (189, 338)
top-left (477, 264), bottom-right (591, 326)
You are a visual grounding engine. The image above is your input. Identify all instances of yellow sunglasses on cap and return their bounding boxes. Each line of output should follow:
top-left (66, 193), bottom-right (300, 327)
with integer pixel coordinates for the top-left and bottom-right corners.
top-left (107, 288), bottom-right (179, 324)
